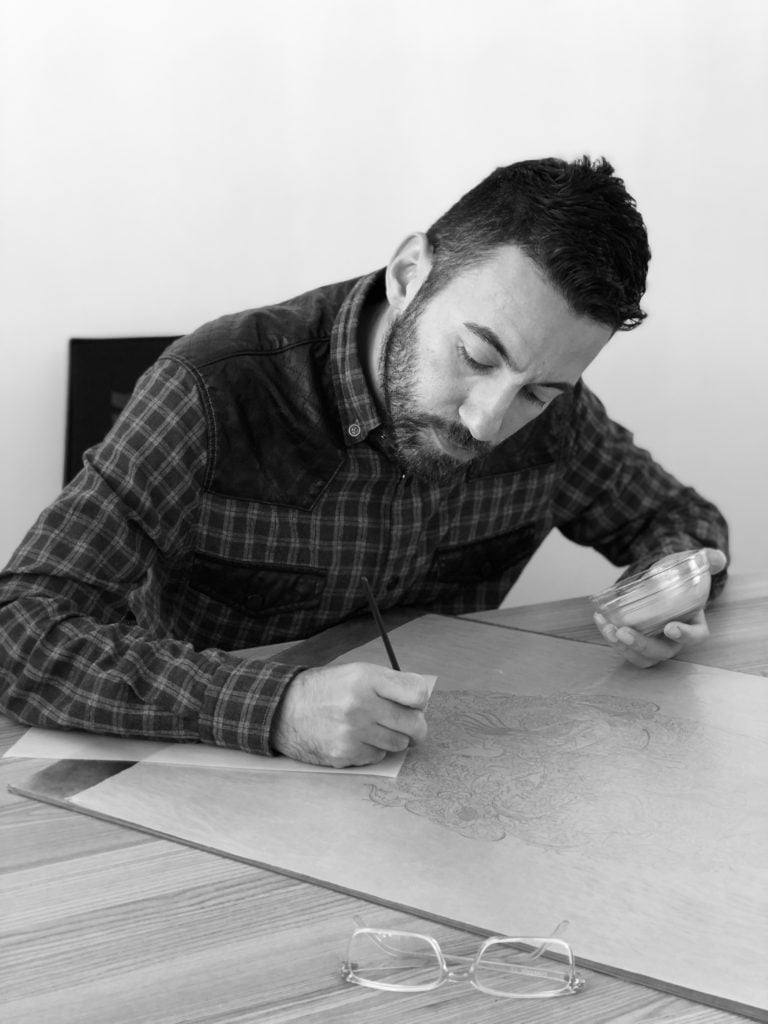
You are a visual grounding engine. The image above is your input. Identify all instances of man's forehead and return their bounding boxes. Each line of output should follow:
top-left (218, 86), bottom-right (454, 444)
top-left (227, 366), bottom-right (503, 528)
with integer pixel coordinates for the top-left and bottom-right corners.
top-left (462, 320), bottom-right (575, 390)
top-left (448, 266), bottom-right (612, 382)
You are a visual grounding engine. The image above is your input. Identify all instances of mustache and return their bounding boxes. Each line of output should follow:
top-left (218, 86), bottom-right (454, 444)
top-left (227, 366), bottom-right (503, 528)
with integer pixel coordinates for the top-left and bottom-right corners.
top-left (398, 414), bottom-right (492, 456)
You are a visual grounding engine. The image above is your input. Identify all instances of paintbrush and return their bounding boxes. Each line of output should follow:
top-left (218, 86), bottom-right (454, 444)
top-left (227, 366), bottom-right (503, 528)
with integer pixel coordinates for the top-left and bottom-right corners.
top-left (360, 575), bottom-right (401, 671)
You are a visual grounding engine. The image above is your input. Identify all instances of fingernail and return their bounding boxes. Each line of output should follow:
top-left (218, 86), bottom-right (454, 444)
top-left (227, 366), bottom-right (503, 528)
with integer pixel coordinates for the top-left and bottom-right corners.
top-left (666, 625), bottom-right (682, 640)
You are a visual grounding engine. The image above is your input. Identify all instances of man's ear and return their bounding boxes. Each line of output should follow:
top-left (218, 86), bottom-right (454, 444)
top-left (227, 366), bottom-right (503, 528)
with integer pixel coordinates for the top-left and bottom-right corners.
top-left (385, 232), bottom-right (433, 313)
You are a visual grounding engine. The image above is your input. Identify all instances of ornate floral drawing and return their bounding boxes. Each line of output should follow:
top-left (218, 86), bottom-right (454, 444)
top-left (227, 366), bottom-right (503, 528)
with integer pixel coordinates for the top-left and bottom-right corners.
top-left (366, 690), bottom-right (706, 848)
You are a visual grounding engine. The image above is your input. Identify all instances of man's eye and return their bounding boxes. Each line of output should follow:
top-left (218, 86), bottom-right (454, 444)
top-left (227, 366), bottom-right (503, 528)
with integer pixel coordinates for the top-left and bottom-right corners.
top-left (521, 387), bottom-right (548, 408)
top-left (458, 345), bottom-right (493, 371)
top-left (522, 386), bottom-right (565, 409)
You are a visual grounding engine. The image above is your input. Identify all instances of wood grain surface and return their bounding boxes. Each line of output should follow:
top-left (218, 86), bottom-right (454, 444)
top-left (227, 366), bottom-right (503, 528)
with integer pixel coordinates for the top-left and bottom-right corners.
top-left (2, 576), bottom-right (766, 1024)
top-left (480, 574), bottom-right (768, 677)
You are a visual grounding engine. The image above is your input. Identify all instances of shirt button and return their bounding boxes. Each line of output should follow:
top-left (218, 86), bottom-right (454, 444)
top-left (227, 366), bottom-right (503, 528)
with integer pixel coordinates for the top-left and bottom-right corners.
top-left (348, 421), bottom-right (361, 438)
top-left (386, 576), bottom-right (400, 591)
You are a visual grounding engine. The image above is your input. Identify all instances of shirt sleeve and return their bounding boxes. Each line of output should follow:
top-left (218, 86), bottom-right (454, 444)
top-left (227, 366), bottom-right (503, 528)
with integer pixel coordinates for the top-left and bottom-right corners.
top-left (0, 357), bottom-right (305, 755)
top-left (553, 383), bottom-right (730, 597)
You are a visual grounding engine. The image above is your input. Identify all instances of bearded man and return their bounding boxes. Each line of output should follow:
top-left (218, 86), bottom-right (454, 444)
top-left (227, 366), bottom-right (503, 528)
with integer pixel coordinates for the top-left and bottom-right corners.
top-left (0, 156), bottom-right (728, 767)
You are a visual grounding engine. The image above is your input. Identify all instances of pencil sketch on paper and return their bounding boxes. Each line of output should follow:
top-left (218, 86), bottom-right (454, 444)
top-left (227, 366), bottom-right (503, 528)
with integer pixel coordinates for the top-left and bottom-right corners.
top-left (366, 690), bottom-right (712, 850)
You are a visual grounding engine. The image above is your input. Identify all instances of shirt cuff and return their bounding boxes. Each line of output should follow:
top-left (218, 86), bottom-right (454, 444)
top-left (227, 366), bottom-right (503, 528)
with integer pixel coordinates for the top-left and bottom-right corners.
top-left (198, 657), bottom-right (308, 755)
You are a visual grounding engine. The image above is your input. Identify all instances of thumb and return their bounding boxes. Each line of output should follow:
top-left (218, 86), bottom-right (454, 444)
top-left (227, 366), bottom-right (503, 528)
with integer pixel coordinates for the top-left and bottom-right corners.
top-left (703, 547), bottom-right (728, 575)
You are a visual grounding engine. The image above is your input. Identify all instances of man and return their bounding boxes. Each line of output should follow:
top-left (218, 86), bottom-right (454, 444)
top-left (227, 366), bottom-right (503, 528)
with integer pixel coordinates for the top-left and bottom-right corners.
top-left (0, 156), bottom-right (728, 768)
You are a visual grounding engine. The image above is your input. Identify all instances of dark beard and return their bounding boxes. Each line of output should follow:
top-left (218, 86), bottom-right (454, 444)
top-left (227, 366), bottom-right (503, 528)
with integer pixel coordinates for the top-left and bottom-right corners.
top-left (380, 293), bottom-right (492, 482)
top-left (379, 414), bottom-right (490, 482)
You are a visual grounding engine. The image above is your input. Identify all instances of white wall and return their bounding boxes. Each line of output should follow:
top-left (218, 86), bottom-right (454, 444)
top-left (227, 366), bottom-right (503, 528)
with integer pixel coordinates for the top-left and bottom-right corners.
top-left (1, 0), bottom-right (766, 606)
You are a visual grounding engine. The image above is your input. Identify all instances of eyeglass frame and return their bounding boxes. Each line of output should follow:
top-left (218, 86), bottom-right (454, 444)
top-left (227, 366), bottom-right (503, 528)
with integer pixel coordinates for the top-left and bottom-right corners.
top-left (340, 922), bottom-right (585, 999)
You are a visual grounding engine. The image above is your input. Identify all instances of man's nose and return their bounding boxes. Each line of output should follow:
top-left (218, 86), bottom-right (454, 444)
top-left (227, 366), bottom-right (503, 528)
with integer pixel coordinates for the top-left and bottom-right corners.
top-left (458, 382), bottom-right (517, 442)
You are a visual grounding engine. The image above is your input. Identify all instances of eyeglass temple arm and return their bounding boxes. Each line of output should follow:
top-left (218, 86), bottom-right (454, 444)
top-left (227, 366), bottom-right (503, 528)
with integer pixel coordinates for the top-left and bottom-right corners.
top-left (529, 918), bottom-right (570, 961)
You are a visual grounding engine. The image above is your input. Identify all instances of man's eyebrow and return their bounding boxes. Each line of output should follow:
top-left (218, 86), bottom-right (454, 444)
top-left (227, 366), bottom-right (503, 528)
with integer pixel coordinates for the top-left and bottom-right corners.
top-left (463, 321), bottom-right (572, 391)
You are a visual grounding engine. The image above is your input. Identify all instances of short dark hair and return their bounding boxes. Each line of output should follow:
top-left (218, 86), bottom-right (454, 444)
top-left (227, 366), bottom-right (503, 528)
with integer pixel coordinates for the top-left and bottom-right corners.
top-left (424, 156), bottom-right (650, 331)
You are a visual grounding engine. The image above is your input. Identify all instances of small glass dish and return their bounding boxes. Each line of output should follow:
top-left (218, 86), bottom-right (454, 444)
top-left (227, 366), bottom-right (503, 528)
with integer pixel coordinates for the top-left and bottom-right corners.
top-left (590, 549), bottom-right (711, 637)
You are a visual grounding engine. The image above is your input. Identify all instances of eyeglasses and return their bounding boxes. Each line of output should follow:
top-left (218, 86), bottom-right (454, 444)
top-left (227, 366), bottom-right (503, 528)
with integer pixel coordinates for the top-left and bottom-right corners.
top-left (340, 919), bottom-right (584, 999)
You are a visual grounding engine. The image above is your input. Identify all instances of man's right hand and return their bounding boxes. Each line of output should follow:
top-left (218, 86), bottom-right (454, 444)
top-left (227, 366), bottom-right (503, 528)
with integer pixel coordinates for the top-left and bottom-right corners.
top-left (270, 663), bottom-right (430, 768)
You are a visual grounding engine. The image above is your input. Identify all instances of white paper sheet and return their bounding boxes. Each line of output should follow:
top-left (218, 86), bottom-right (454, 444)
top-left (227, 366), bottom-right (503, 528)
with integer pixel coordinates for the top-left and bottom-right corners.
top-left (3, 672), bottom-right (437, 778)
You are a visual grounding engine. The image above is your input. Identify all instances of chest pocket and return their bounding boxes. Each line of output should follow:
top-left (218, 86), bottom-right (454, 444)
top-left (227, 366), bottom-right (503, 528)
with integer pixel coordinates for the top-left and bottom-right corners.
top-left (188, 552), bottom-right (326, 617)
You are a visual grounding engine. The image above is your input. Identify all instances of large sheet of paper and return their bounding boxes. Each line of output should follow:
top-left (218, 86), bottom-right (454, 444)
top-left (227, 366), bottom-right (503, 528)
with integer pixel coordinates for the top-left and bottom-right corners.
top-left (23, 616), bottom-right (768, 1018)
top-left (2, 728), bottom-right (412, 777)
top-left (2, 678), bottom-right (432, 780)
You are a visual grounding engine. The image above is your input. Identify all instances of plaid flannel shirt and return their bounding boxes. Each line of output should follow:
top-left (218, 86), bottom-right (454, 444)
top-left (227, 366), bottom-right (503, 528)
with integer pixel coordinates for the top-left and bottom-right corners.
top-left (0, 271), bottom-right (729, 754)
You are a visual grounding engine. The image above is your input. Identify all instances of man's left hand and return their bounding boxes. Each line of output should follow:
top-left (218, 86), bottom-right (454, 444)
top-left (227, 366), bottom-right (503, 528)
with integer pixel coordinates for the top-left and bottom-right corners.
top-left (593, 547), bottom-right (727, 668)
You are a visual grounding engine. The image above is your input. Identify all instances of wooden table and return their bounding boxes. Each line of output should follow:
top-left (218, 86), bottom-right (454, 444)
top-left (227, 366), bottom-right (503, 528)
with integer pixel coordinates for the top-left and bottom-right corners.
top-left (2, 574), bottom-right (765, 1024)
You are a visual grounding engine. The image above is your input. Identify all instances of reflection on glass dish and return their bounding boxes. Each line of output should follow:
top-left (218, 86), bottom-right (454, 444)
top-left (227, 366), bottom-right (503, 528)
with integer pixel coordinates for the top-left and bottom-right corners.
top-left (591, 549), bottom-right (711, 637)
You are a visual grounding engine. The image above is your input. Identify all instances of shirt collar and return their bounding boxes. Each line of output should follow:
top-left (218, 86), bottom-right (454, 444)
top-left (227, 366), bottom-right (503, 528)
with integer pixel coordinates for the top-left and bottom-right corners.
top-left (330, 269), bottom-right (387, 447)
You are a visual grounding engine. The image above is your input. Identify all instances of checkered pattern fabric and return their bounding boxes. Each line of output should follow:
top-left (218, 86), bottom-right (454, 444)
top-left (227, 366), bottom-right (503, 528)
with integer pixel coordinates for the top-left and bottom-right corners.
top-left (0, 273), bottom-right (729, 754)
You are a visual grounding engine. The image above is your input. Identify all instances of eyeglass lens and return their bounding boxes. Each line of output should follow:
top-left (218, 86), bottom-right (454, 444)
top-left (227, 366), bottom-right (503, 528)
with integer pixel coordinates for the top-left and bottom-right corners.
top-left (348, 930), bottom-right (442, 988)
top-left (474, 938), bottom-right (575, 996)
